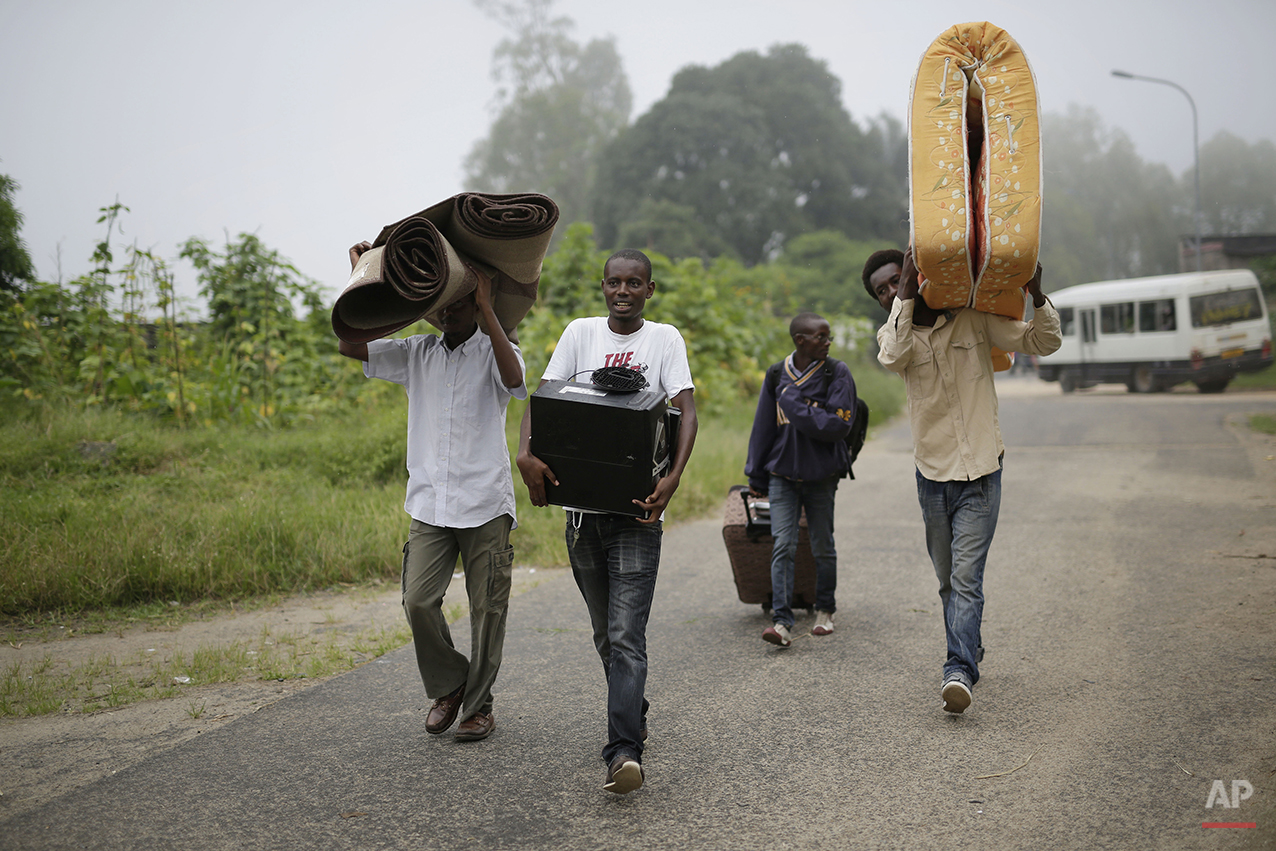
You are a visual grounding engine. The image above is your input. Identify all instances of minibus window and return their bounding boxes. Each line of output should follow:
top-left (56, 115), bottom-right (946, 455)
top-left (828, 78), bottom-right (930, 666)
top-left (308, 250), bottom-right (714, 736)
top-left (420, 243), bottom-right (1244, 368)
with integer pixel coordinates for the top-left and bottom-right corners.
top-left (1081, 310), bottom-right (1097, 343)
top-left (1059, 307), bottom-right (1075, 336)
top-left (1190, 289), bottom-right (1263, 328)
top-left (1138, 299), bottom-right (1177, 332)
top-left (1100, 302), bottom-right (1135, 334)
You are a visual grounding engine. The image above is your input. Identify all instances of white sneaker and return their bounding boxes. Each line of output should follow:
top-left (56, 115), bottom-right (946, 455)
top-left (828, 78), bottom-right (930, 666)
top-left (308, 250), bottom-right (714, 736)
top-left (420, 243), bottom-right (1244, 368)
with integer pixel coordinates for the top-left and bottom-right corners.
top-left (812, 611), bottom-right (835, 636)
top-left (941, 679), bottom-right (972, 714)
top-left (762, 623), bottom-right (792, 647)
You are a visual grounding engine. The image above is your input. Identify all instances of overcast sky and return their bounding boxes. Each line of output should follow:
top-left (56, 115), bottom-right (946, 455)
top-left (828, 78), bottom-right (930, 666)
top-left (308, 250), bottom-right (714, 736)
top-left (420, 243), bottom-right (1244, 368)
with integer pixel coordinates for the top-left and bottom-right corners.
top-left (2, 0), bottom-right (1273, 309)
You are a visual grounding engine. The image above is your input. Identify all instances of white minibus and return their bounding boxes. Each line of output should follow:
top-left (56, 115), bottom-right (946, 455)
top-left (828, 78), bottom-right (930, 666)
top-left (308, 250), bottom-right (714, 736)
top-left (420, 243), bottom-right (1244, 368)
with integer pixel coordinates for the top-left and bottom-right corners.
top-left (1036, 270), bottom-right (1272, 393)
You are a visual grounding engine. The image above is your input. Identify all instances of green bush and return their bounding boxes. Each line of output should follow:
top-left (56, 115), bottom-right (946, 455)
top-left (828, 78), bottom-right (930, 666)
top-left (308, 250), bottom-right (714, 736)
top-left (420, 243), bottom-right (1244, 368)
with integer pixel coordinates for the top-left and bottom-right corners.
top-left (0, 206), bottom-right (906, 616)
top-left (3, 398), bottom-right (884, 613)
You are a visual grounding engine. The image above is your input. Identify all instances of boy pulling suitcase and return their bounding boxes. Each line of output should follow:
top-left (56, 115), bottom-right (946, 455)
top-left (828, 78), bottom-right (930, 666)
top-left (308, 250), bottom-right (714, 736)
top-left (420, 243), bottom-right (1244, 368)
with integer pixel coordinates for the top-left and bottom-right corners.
top-left (744, 313), bottom-right (858, 647)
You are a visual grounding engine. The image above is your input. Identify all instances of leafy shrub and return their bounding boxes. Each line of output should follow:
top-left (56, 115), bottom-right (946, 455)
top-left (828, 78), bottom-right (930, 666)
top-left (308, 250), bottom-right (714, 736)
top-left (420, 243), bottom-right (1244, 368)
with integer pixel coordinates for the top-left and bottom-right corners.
top-left (0, 205), bottom-right (906, 616)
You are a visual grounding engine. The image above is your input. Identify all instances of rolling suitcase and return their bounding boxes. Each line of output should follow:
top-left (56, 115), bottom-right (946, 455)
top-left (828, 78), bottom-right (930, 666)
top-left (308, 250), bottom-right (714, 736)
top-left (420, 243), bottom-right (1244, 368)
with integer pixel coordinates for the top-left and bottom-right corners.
top-left (721, 484), bottom-right (818, 612)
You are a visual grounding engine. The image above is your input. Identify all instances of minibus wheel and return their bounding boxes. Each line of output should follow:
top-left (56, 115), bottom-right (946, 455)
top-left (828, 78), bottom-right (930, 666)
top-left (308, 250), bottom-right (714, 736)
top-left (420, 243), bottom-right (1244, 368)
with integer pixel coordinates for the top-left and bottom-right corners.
top-left (1194, 377), bottom-right (1230, 394)
top-left (1060, 373), bottom-right (1077, 393)
top-left (1129, 365), bottom-right (1161, 394)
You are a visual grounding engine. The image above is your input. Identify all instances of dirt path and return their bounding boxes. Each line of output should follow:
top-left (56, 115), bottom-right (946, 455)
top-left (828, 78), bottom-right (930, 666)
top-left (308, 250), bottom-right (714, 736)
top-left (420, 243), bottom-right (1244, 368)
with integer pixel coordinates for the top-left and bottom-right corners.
top-left (0, 566), bottom-right (566, 819)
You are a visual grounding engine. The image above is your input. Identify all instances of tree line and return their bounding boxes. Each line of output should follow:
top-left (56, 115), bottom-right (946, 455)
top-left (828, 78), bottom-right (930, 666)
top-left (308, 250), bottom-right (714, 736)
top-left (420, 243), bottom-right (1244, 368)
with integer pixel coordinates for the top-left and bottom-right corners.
top-left (0, 199), bottom-right (811, 426)
top-left (464, 0), bottom-right (1276, 304)
top-left (2, 0), bottom-right (1274, 427)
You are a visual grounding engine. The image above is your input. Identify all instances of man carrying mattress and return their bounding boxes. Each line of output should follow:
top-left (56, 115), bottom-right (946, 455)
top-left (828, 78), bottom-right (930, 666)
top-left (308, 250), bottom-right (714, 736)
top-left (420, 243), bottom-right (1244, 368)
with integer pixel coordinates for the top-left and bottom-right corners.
top-left (863, 247), bottom-right (1060, 714)
top-left (338, 240), bottom-right (527, 742)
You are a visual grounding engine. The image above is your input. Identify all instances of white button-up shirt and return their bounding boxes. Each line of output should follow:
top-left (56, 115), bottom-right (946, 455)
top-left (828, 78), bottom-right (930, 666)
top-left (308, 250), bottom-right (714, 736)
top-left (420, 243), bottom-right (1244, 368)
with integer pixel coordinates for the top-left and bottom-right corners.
top-left (877, 297), bottom-right (1061, 482)
top-left (366, 332), bottom-right (527, 529)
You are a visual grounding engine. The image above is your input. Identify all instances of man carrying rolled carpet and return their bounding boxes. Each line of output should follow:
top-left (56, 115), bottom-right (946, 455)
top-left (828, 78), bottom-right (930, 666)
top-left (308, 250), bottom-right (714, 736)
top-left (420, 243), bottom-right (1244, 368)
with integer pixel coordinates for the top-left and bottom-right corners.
top-left (863, 247), bottom-right (1060, 715)
top-left (516, 248), bottom-right (698, 795)
top-left (338, 240), bottom-right (527, 742)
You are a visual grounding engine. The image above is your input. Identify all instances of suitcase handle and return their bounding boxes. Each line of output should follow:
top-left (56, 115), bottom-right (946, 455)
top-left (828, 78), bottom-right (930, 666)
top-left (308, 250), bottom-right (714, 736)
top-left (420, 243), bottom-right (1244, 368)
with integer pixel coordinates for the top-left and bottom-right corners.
top-left (741, 489), bottom-right (770, 542)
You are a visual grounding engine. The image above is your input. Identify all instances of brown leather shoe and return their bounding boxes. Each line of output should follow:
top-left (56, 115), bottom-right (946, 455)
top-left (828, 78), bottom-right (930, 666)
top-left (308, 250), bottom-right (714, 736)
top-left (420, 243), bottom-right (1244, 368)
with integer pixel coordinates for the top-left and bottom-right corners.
top-left (603, 755), bottom-right (643, 794)
top-left (455, 711), bottom-right (495, 741)
top-left (425, 684), bottom-right (465, 735)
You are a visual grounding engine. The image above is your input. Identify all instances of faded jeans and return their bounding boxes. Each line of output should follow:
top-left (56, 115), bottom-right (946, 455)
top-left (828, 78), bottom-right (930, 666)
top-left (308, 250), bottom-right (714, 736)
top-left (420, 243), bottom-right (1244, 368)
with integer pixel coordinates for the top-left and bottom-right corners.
top-left (768, 474), bottom-right (838, 629)
top-left (565, 511), bottom-right (662, 765)
top-left (915, 465), bottom-right (1001, 686)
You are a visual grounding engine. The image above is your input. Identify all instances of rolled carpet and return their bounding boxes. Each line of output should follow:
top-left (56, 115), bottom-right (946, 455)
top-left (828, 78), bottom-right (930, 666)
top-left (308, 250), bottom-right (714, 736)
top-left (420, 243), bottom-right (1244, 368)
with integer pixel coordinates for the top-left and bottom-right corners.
top-left (415, 192), bottom-right (558, 336)
top-left (331, 218), bottom-right (474, 345)
top-left (332, 192), bottom-right (559, 344)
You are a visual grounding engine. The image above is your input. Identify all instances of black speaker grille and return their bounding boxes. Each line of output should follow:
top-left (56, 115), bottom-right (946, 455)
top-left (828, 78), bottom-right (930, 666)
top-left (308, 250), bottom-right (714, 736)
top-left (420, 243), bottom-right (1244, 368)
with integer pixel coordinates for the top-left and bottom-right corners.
top-left (589, 365), bottom-right (649, 392)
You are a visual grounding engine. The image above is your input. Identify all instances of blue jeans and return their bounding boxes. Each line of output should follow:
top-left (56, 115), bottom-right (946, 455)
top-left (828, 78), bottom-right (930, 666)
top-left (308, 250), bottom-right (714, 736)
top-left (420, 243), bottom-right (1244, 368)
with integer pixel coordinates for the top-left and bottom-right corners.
top-left (915, 465), bottom-right (1002, 686)
top-left (565, 512), bottom-right (662, 765)
top-left (768, 474), bottom-right (838, 629)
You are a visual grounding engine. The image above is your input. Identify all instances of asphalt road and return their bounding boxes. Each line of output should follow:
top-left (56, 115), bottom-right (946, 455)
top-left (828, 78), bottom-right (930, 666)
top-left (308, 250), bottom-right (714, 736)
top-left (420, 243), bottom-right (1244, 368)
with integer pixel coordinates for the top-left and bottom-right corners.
top-left (2, 379), bottom-right (1274, 850)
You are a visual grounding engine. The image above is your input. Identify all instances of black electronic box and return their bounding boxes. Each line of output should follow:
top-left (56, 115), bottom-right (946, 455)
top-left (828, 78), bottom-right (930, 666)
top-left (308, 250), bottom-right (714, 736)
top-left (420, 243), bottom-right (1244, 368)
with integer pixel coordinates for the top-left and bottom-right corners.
top-left (530, 379), bottom-right (680, 517)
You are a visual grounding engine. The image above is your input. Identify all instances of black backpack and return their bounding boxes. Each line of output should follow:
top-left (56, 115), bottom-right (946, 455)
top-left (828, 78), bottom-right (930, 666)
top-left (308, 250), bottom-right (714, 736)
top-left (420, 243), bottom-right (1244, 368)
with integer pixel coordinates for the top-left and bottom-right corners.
top-left (764, 358), bottom-right (870, 479)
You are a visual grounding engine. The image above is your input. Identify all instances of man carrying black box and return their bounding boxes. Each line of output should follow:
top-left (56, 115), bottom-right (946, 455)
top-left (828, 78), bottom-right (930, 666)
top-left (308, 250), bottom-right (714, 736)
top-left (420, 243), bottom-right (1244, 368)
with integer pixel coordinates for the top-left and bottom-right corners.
top-left (527, 380), bottom-right (679, 518)
top-left (517, 248), bottom-right (698, 795)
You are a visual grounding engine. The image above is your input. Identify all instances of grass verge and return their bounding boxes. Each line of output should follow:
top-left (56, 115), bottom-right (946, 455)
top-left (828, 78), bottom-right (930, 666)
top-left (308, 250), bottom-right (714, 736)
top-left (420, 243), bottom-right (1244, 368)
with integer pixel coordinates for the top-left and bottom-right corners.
top-left (2, 360), bottom-right (902, 617)
top-left (1234, 362), bottom-right (1276, 391)
top-left (0, 358), bottom-right (904, 716)
top-left (1, 620), bottom-right (413, 718)
top-left (1249, 413), bottom-right (1276, 435)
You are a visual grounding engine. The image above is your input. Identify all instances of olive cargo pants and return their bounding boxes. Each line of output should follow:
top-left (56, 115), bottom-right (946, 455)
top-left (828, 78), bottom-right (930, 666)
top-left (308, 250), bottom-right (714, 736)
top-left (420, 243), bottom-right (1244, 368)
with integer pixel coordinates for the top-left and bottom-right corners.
top-left (402, 515), bottom-right (514, 720)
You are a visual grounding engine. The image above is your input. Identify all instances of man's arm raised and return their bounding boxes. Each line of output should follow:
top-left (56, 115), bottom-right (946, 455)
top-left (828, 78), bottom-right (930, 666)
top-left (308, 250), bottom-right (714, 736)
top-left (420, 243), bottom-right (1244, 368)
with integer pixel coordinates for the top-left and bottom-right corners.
top-left (336, 242), bottom-right (372, 361)
top-left (472, 265), bottom-right (524, 389)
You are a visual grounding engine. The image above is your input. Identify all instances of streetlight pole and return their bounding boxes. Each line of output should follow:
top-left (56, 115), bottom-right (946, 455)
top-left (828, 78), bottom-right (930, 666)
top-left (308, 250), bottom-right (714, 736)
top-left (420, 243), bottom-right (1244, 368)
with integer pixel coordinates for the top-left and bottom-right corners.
top-left (1111, 69), bottom-right (1203, 272)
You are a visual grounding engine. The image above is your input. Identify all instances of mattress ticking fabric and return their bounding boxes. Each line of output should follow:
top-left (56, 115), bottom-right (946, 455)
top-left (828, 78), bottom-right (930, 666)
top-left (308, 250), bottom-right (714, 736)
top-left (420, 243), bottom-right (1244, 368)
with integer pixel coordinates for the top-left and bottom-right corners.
top-left (908, 21), bottom-right (1042, 321)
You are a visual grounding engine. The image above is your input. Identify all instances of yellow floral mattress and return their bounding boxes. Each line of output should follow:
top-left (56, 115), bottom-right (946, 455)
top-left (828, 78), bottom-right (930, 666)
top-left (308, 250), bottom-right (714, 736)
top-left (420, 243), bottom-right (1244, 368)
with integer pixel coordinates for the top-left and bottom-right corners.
top-left (908, 21), bottom-right (1042, 323)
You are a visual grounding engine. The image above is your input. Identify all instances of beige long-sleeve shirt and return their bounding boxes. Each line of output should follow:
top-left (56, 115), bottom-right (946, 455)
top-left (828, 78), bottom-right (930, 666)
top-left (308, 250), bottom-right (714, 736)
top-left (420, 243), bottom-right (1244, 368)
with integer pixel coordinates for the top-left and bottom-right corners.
top-left (877, 297), bottom-right (1061, 482)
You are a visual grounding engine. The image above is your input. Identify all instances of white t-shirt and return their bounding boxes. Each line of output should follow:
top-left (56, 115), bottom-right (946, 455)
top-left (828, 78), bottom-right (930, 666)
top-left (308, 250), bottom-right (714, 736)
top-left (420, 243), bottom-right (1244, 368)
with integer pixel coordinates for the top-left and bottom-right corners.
top-left (541, 316), bottom-right (694, 400)
top-left (540, 316), bottom-right (694, 516)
